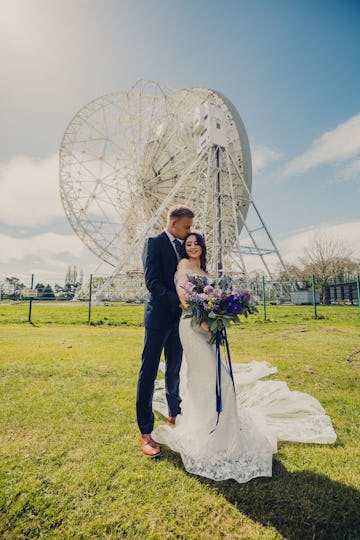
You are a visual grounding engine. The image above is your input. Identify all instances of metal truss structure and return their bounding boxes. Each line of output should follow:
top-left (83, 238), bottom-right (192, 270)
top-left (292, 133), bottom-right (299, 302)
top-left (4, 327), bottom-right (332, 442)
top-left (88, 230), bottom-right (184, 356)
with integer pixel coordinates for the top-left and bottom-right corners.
top-left (59, 80), bottom-right (295, 301)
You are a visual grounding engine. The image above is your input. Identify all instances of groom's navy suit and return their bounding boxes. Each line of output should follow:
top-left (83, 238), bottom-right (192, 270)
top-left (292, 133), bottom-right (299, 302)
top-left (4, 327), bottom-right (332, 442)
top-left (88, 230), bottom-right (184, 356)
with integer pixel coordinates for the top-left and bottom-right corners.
top-left (136, 231), bottom-right (183, 434)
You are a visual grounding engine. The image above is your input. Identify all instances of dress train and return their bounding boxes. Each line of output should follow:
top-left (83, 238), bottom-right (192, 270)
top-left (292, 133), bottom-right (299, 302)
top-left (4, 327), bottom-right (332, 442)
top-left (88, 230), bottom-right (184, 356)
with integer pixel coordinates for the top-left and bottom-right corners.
top-left (152, 317), bottom-right (336, 483)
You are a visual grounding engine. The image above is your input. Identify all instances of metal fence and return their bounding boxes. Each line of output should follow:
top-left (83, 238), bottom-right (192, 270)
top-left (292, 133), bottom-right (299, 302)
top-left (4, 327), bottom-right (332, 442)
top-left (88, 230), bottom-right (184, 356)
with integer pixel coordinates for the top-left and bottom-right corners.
top-left (1, 272), bottom-right (359, 324)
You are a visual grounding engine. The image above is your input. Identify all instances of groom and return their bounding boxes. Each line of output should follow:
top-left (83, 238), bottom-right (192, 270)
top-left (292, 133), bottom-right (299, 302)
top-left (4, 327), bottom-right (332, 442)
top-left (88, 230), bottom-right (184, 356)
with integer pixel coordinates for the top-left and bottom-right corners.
top-left (136, 205), bottom-right (194, 457)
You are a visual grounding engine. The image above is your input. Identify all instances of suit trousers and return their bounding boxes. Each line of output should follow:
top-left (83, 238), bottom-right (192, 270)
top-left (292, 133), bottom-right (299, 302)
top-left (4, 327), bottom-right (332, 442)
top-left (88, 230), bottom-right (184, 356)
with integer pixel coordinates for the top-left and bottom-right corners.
top-left (136, 322), bottom-right (183, 434)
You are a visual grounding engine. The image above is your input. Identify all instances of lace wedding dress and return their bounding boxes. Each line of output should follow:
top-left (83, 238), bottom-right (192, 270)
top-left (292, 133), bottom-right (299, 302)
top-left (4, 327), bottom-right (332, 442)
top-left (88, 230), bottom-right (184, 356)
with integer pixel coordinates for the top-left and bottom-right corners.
top-left (152, 272), bottom-right (336, 483)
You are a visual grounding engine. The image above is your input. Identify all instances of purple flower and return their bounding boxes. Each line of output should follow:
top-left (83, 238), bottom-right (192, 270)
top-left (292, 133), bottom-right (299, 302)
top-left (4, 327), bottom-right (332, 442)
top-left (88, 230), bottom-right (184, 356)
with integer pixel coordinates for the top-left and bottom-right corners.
top-left (203, 284), bottom-right (215, 295)
top-left (239, 290), bottom-right (251, 301)
top-left (225, 301), bottom-right (243, 315)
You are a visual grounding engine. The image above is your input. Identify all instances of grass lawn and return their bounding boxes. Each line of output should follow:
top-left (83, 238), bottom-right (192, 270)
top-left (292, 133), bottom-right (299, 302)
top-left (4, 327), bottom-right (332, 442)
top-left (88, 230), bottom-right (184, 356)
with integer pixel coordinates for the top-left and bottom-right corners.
top-left (0, 304), bottom-right (359, 539)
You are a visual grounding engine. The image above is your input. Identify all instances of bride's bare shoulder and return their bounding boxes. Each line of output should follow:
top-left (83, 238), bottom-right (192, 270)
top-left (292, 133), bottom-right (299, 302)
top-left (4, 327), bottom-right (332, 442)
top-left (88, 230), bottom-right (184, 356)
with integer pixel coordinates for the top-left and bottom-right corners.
top-left (177, 258), bottom-right (192, 271)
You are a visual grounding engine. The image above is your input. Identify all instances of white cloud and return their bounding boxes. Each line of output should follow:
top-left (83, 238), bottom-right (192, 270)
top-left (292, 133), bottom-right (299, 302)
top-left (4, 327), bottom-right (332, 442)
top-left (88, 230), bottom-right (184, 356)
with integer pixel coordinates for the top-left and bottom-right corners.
top-left (282, 113), bottom-right (360, 177)
top-left (279, 221), bottom-right (360, 264)
top-left (335, 157), bottom-right (360, 183)
top-left (0, 231), bottom-right (110, 283)
top-left (0, 154), bottom-right (63, 226)
top-left (0, 232), bottom-right (85, 264)
top-left (238, 221), bottom-right (360, 275)
top-left (0, 152), bottom-right (119, 228)
top-left (251, 144), bottom-right (283, 176)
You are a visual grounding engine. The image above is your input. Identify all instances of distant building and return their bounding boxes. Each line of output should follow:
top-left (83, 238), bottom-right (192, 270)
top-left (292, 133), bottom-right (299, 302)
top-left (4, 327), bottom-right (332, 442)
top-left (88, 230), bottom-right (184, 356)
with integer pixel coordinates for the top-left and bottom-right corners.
top-left (325, 280), bottom-right (359, 305)
top-left (291, 290), bottom-right (320, 305)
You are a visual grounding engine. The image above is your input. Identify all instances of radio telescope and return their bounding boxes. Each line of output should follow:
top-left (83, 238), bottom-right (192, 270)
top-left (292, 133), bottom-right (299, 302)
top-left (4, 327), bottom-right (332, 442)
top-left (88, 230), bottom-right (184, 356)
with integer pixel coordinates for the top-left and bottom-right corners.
top-left (60, 80), bottom-right (292, 301)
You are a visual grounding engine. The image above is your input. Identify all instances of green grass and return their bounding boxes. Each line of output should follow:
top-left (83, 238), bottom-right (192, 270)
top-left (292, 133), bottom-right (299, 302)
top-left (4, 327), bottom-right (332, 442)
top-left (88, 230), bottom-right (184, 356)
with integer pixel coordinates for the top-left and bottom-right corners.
top-left (0, 301), bottom-right (144, 326)
top-left (0, 305), bottom-right (359, 539)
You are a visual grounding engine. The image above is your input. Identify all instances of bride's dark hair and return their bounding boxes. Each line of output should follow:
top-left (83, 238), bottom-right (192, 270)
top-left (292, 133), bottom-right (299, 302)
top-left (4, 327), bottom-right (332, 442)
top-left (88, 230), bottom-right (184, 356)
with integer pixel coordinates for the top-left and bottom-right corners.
top-left (182, 232), bottom-right (207, 271)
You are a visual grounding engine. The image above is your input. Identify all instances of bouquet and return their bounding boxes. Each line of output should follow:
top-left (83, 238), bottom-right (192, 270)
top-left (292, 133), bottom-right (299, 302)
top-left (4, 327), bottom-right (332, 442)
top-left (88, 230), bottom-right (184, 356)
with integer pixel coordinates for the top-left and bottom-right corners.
top-left (182, 274), bottom-right (257, 344)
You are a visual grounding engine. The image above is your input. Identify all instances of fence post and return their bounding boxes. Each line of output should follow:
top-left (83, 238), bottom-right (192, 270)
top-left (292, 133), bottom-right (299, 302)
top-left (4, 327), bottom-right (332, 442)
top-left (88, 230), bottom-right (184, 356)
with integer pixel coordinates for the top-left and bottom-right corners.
top-left (28, 274), bottom-right (34, 323)
top-left (262, 276), bottom-right (267, 321)
top-left (357, 275), bottom-right (360, 314)
top-left (312, 274), bottom-right (318, 319)
top-left (88, 274), bottom-right (93, 323)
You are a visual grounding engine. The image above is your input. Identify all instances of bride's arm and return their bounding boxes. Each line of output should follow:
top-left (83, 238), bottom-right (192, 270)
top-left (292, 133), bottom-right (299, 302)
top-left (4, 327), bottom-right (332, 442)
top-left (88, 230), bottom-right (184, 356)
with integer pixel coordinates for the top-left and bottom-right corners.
top-left (175, 259), bottom-right (192, 309)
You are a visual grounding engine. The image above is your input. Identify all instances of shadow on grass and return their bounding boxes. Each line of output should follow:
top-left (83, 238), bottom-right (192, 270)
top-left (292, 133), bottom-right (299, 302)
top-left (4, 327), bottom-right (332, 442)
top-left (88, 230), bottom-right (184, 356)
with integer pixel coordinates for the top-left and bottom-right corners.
top-left (162, 450), bottom-right (360, 540)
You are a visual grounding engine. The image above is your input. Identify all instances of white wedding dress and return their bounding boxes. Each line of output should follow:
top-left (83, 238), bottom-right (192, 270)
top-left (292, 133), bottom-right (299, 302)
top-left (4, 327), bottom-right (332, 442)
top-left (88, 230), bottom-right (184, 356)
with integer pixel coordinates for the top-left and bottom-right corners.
top-left (152, 272), bottom-right (336, 483)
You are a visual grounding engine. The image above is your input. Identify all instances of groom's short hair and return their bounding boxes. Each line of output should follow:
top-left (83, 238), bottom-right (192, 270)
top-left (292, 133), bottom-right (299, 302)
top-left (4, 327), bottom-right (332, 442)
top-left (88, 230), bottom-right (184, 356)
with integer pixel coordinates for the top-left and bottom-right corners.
top-left (167, 205), bottom-right (194, 222)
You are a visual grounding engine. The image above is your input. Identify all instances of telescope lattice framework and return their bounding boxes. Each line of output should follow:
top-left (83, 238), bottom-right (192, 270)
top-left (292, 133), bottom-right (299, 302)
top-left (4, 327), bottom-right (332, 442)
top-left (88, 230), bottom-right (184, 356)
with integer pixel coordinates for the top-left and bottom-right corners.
top-left (59, 80), bottom-right (293, 300)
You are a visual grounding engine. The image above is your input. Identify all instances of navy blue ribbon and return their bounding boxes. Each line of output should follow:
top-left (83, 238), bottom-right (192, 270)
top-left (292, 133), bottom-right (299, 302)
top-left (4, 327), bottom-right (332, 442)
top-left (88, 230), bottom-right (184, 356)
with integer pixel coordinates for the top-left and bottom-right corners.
top-left (223, 327), bottom-right (235, 390)
top-left (210, 326), bottom-right (235, 433)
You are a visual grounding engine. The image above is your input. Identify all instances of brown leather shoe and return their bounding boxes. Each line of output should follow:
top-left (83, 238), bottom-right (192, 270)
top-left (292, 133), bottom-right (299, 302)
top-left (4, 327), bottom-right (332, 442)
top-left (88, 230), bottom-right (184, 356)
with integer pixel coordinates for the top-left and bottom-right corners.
top-left (141, 434), bottom-right (161, 457)
top-left (167, 416), bottom-right (176, 425)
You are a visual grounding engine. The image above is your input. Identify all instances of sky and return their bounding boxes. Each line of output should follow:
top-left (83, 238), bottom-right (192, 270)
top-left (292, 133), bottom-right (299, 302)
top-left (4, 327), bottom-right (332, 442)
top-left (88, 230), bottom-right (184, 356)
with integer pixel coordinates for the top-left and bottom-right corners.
top-left (0, 0), bottom-right (359, 285)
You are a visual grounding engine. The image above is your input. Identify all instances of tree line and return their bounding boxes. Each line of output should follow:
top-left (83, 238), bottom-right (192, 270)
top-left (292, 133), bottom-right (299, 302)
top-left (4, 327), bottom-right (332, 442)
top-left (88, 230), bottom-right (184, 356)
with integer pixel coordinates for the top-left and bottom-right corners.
top-left (277, 233), bottom-right (360, 303)
top-left (0, 266), bottom-right (84, 301)
top-left (1, 234), bottom-right (359, 303)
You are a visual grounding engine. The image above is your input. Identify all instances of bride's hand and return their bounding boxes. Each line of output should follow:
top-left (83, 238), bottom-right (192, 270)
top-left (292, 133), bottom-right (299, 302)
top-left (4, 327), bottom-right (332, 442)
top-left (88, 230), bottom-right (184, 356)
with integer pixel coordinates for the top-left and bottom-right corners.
top-left (178, 291), bottom-right (189, 309)
top-left (200, 320), bottom-right (210, 332)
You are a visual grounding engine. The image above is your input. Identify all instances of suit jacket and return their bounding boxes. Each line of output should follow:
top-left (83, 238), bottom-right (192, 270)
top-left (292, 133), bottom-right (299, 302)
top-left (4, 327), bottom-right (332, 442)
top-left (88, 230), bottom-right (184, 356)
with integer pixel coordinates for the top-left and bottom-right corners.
top-left (142, 231), bottom-right (181, 329)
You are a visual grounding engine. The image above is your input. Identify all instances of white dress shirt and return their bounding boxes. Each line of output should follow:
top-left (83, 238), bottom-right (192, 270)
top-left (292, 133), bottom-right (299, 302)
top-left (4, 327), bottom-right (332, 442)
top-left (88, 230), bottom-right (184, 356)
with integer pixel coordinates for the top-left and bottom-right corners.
top-left (163, 229), bottom-right (183, 260)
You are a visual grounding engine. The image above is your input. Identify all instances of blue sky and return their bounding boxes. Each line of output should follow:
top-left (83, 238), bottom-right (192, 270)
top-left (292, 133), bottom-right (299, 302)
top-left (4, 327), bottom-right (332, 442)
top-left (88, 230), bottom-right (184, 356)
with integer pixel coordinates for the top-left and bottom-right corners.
top-left (0, 0), bottom-right (359, 283)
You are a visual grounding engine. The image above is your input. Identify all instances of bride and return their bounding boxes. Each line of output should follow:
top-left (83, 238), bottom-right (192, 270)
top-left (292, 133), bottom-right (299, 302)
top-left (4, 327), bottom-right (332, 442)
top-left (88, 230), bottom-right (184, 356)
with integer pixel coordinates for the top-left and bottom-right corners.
top-left (152, 232), bottom-right (336, 483)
